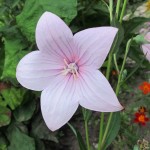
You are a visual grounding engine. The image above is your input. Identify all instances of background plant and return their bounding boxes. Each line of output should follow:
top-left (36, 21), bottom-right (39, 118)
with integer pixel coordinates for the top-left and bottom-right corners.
top-left (0, 0), bottom-right (149, 150)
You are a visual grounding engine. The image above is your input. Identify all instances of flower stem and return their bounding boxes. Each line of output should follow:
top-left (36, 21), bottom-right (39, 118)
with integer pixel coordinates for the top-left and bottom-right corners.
top-left (101, 112), bottom-right (113, 148)
top-left (113, 53), bottom-right (120, 73)
top-left (109, 0), bottom-right (113, 23)
top-left (98, 1), bottom-right (127, 148)
top-left (116, 0), bottom-right (121, 19)
top-left (98, 49), bottom-right (113, 150)
top-left (85, 120), bottom-right (90, 150)
top-left (106, 51), bottom-right (113, 80)
top-left (98, 21), bottom-right (118, 150)
top-left (115, 38), bottom-right (132, 94)
top-left (98, 112), bottom-right (104, 150)
top-left (100, 38), bottom-right (132, 149)
top-left (119, 0), bottom-right (128, 23)
top-left (106, 31), bottom-right (118, 80)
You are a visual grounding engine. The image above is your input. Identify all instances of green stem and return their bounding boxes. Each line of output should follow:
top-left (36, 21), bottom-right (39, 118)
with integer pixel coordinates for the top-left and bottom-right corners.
top-left (109, 0), bottom-right (113, 23)
top-left (115, 38), bottom-right (132, 93)
top-left (100, 39), bottom-right (132, 149)
top-left (98, 113), bottom-right (104, 150)
top-left (97, 51), bottom-right (113, 150)
top-left (101, 112), bottom-right (113, 148)
top-left (116, 0), bottom-right (121, 19)
top-left (98, 0), bottom-right (122, 147)
top-left (85, 120), bottom-right (90, 150)
top-left (106, 51), bottom-right (113, 80)
top-left (98, 27), bottom-right (118, 150)
top-left (120, 39), bottom-right (132, 74)
top-left (98, 46), bottom-right (114, 150)
top-left (119, 0), bottom-right (128, 23)
top-left (113, 53), bottom-right (120, 73)
top-left (106, 32), bottom-right (118, 79)
top-left (101, 0), bottom-right (109, 11)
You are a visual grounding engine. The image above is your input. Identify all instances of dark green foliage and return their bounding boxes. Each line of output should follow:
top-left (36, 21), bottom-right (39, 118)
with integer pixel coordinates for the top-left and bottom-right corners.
top-left (7, 123), bottom-right (35, 150)
top-left (16, 0), bottom-right (77, 41)
top-left (0, 0), bottom-right (76, 149)
top-left (103, 112), bottom-right (121, 150)
top-left (0, 0), bottom-right (149, 149)
top-left (0, 106), bottom-right (11, 127)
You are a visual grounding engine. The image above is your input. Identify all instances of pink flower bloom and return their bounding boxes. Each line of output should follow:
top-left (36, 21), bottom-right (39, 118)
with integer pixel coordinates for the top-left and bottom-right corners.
top-left (16, 12), bottom-right (123, 131)
top-left (142, 32), bottom-right (150, 62)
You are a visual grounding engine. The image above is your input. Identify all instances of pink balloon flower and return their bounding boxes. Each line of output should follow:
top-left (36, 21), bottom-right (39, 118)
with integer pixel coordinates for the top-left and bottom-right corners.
top-left (16, 12), bottom-right (123, 131)
top-left (142, 32), bottom-right (150, 62)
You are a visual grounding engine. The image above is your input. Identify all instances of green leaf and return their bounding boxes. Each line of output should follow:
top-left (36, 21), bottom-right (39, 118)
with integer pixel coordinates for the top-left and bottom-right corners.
top-left (16, 0), bottom-right (77, 42)
top-left (76, 130), bottom-right (87, 150)
top-left (1, 36), bottom-right (27, 81)
top-left (31, 114), bottom-right (58, 143)
top-left (0, 106), bottom-right (11, 127)
top-left (0, 95), bottom-right (7, 107)
top-left (123, 17), bottom-right (150, 35)
top-left (111, 18), bottom-right (124, 54)
top-left (103, 112), bottom-right (121, 150)
top-left (0, 133), bottom-right (8, 150)
top-left (0, 144), bottom-right (7, 150)
top-left (67, 123), bottom-right (87, 150)
top-left (93, 1), bottom-right (109, 14)
top-left (35, 139), bottom-right (45, 150)
top-left (13, 94), bottom-right (36, 122)
top-left (128, 42), bottom-right (143, 63)
top-left (0, 47), bottom-right (5, 78)
top-left (0, 133), bottom-right (7, 150)
top-left (7, 124), bottom-right (35, 150)
top-left (1, 87), bottom-right (26, 110)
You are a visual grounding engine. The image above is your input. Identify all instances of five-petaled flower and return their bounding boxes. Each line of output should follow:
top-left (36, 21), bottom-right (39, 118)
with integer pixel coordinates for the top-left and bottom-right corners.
top-left (16, 12), bottom-right (123, 131)
top-left (134, 112), bottom-right (149, 126)
top-left (139, 82), bottom-right (150, 95)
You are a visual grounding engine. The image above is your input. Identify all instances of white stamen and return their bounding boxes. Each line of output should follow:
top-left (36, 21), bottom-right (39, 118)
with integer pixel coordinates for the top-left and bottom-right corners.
top-left (62, 59), bottom-right (79, 79)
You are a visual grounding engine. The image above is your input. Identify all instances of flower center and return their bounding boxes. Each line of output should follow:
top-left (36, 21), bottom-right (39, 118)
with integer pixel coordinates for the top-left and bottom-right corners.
top-left (143, 85), bottom-right (149, 92)
top-left (138, 115), bottom-right (145, 123)
top-left (62, 59), bottom-right (79, 79)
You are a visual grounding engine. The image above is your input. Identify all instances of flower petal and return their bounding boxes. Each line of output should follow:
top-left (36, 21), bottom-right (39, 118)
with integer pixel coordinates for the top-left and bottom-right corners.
top-left (41, 75), bottom-right (79, 131)
top-left (142, 44), bottom-right (150, 62)
top-left (16, 51), bottom-right (63, 91)
top-left (73, 27), bottom-right (118, 69)
top-left (78, 68), bottom-right (123, 112)
top-left (145, 32), bottom-right (150, 42)
top-left (36, 12), bottom-right (75, 62)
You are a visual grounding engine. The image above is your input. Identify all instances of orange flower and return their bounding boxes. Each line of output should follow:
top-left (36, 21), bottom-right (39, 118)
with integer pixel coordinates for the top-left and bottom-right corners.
top-left (134, 112), bottom-right (149, 126)
top-left (139, 82), bottom-right (150, 95)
